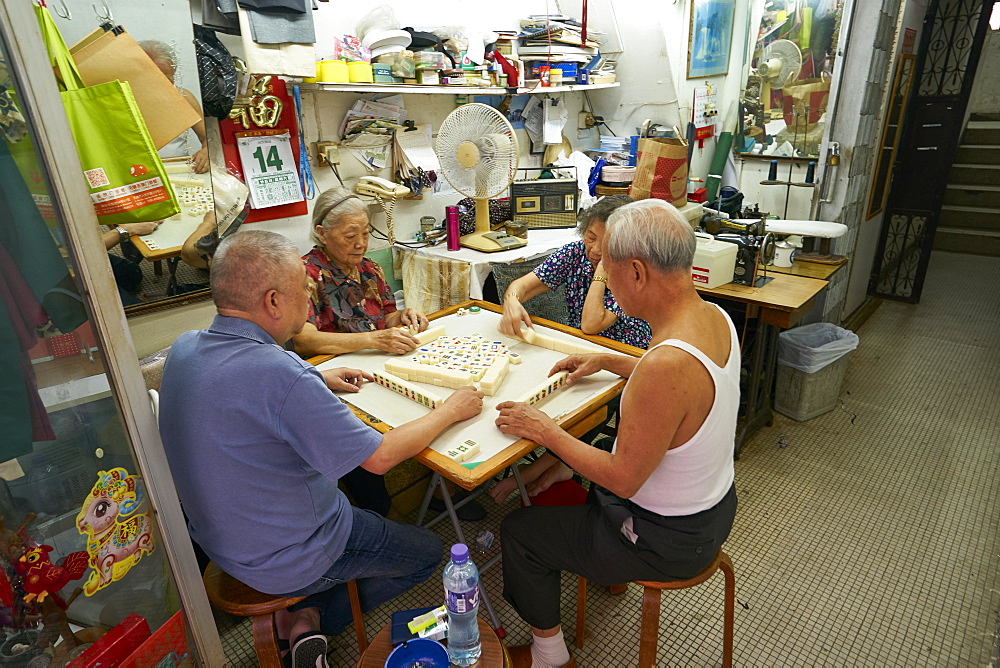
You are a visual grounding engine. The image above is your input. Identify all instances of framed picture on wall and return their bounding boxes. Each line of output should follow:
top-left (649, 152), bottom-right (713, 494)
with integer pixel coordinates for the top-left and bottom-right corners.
top-left (688, 0), bottom-right (736, 79)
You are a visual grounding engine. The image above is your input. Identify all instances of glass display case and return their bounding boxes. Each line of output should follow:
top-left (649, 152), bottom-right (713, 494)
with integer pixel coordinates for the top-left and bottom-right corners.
top-left (0, 2), bottom-right (224, 664)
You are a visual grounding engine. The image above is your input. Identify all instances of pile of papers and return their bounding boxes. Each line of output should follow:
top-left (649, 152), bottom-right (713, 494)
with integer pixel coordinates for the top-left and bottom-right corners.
top-left (340, 95), bottom-right (407, 170)
top-left (518, 14), bottom-right (601, 63)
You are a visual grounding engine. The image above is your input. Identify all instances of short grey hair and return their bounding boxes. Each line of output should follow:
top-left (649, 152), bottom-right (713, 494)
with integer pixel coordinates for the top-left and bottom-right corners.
top-left (577, 194), bottom-right (632, 237)
top-left (138, 40), bottom-right (176, 80)
top-left (211, 230), bottom-right (301, 311)
top-left (311, 187), bottom-right (369, 243)
top-left (605, 199), bottom-right (696, 273)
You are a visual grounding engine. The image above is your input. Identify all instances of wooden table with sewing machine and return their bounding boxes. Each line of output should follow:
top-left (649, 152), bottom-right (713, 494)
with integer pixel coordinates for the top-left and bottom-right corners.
top-left (308, 299), bottom-right (642, 635)
top-left (695, 270), bottom-right (830, 455)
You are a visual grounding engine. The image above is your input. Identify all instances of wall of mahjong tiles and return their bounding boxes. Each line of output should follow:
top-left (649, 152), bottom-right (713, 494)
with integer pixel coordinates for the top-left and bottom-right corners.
top-left (316, 309), bottom-right (623, 465)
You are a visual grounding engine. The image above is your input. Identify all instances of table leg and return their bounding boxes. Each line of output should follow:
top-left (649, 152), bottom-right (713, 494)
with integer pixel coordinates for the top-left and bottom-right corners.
top-left (430, 477), bottom-right (504, 636)
top-left (511, 464), bottom-right (532, 507)
top-left (415, 474), bottom-right (437, 526)
top-left (735, 321), bottom-right (778, 457)
top-left (166, 257), bottom-right (181, 296)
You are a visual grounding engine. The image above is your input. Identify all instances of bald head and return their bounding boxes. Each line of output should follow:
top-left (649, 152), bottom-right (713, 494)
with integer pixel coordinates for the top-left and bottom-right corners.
top-left (211, 230), bottom-right (301, 312)
top-left (604, 199), bottom-right (696, 274)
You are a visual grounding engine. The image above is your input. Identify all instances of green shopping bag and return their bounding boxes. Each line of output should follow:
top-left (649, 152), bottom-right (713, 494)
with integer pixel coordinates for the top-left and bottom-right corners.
top-left (35, 4), bottom-right (179, 225)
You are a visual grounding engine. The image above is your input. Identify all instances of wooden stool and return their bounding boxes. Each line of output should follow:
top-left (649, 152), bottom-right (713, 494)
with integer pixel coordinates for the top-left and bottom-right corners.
top-left (575, 550), bottom-right (735, 668)
top-left (204, 562), bottom-right (368, 667)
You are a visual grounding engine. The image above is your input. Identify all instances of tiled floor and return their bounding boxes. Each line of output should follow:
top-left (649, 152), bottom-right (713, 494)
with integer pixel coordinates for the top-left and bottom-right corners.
top-left (218, 250), bottom-right (1000, 666)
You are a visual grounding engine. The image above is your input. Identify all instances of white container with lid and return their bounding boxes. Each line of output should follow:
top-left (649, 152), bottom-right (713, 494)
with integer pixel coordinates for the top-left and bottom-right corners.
top-left (691, 232), bottom-right (737, 289)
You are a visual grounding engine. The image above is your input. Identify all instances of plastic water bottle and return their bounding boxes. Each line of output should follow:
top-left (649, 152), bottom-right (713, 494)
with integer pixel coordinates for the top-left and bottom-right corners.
top-left (443, 543), bottom-right (481, 665)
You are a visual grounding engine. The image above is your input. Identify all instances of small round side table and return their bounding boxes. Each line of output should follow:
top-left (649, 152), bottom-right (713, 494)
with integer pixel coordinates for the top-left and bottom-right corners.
top-left (356, 617), bottom-right (511, 667)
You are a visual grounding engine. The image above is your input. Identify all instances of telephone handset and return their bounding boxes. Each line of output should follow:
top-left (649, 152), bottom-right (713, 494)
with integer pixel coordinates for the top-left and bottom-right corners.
top-left (355, 176), bottom-right (410, 199)
top-left (355, 176), bottom-right (409, 245)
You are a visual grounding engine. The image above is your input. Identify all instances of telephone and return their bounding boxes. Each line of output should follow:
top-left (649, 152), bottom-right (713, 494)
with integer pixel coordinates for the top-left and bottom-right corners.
top-left (355, 176), bottom-right (409, 245)
top-left (355, 176), bottom-right (410, 199)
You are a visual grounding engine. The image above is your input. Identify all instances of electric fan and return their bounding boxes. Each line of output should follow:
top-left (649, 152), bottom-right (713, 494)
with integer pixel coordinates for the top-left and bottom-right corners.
top-left (435, 103), bottom-right (524, 252)
top-left (756, 39), bottom-right (802, 116)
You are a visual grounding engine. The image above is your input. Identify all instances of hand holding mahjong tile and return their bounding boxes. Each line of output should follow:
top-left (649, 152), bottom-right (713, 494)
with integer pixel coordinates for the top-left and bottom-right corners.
top-left (494, 397), bottom-right (561, 445)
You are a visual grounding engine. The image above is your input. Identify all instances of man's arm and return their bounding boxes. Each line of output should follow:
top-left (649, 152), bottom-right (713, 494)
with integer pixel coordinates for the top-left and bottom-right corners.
top-left (360, 386), bottom-right (484, 473)
top-left (499, 349), bottom-right (704, 498)
top-left (549, 352), bottom-right (639, 384)
top-left (102, 222), bottom-right (158, 251)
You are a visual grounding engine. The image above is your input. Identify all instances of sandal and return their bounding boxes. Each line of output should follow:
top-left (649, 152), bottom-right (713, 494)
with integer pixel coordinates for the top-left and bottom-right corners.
top-left (291, 632), bottom-right (328, 668)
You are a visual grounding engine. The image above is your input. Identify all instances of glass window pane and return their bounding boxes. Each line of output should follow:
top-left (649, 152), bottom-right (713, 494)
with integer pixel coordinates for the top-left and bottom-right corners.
top-left (0, 29), bottom-right (199, 662)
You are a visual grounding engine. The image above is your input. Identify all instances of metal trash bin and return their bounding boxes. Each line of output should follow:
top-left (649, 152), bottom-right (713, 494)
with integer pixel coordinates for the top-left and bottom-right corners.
top-left (774, 323), bottom-right (859, 421)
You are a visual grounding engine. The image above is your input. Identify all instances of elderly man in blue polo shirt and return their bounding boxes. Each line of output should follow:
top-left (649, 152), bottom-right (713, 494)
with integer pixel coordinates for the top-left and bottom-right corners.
top-left (160, 230), bottom-right (484, 667)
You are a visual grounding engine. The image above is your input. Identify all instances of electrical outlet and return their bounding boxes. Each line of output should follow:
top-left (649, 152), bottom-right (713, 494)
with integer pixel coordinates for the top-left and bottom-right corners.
top-left (578, 112), bottom-right (596, 130)
top-left (314, 141), bottom-right (340, 165)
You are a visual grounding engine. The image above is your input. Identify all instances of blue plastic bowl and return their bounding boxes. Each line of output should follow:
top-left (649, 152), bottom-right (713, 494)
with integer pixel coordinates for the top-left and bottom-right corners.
top-left (384, 638), bottom-right (450, 668)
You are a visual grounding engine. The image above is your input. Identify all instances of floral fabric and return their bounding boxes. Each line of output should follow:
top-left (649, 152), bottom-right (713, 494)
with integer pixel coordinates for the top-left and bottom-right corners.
top-left (533, 240), bottom-right (652, 349)
top-left (303, 247), bottom-right (397, 333)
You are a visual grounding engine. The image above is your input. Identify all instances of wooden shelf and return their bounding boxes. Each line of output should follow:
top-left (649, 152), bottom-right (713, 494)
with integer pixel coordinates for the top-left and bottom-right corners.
top-left (299, 82), bottom-right (619, 95)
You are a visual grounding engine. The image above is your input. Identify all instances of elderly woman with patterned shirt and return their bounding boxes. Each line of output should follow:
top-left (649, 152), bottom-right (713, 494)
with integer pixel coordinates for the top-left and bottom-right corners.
top-left (498, 195), bottom-right (652, 349)
top-left (292, 188), bottom-right (430, 358)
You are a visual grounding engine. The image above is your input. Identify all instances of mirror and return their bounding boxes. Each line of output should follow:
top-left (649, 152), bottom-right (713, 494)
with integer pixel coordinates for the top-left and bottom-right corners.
top-left (739, 0), bottom-right (842, 159)
top-left (52, 2), bottom-right (217, 314)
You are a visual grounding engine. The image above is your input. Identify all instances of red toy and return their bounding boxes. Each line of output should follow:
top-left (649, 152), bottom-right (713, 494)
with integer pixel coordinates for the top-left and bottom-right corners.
top-left (17, 546), bottom-right (89, 608)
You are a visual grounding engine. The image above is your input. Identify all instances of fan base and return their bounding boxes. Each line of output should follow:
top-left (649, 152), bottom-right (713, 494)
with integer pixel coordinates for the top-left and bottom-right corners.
top-left (461, 231), bottom-right (528, 253)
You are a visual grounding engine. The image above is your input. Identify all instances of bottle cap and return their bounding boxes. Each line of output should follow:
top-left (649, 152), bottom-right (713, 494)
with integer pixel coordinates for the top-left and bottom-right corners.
top-left (450, 543), bottom-right (469, 564)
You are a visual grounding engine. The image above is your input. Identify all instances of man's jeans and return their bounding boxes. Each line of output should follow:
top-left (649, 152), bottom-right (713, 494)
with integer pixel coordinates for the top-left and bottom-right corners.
top-left (283, 507), bottom-right (442, 635)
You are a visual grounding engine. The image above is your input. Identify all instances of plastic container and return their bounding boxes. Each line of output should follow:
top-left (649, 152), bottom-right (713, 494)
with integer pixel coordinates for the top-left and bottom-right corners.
top-left (691, 232), bottom-right (737, 288)
top-left (415, 51), bottom-right (447, 70)
top-left (318, 60), bottom-right (349, 83)
top-left (443, 543), bottom-right (481, 666)
top-left (774, 323), bottom-right (860, 421)
top-left (347, 61), bottom-right (374, 83)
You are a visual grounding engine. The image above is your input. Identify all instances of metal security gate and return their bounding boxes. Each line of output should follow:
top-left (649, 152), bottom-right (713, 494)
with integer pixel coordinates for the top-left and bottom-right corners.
top-left (870, 0), bottom-right (994, 302)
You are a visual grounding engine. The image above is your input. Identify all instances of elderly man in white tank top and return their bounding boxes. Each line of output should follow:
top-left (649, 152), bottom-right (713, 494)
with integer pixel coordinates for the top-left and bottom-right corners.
top-left (495, 199), bottom-right (739, 668)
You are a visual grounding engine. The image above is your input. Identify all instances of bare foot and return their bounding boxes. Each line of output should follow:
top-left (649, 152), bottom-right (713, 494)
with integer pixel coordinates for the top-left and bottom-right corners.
top-left (490, 476), bottom-right (519, 504)
top-left (526, 461), bottom-right (574, 497)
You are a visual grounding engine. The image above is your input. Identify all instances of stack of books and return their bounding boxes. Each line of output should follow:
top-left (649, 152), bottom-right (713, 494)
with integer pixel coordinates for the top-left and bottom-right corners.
top-left (518, 14), bottom-right (600, 62)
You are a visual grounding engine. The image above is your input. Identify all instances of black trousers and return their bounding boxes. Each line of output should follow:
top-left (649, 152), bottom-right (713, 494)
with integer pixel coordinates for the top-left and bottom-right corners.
top-left (501, 483), bottom-right (737, 629)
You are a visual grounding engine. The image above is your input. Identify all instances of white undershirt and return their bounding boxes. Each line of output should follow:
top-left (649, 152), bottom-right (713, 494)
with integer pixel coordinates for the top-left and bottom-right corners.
top-left (613, 304), bottom-right (739, 519)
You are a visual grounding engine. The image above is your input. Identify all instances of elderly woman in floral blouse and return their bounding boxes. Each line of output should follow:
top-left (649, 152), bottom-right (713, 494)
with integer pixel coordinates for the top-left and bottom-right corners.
top-left (292, 187), bottom-right (429, 358)
top-left (499, 195), bottom-right (651, 348)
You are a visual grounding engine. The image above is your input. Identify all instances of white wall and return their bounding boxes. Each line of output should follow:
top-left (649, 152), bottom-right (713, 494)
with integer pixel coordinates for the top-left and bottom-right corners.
top-left (968, 30), bottom-right (1000, 115)
top-left (128, 0), bottom-right (756, 351)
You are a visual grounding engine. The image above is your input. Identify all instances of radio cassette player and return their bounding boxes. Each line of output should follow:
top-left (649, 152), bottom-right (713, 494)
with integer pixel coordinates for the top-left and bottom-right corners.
top-left (509, 167), bottom-right (579, 229)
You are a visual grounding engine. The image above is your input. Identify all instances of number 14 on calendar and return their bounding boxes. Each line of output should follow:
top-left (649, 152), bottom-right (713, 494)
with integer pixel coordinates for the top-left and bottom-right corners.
top-left (236, 130), bottom-right (304, 209)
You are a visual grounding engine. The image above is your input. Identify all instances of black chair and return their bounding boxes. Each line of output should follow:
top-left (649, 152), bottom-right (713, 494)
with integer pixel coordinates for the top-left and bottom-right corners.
top-left (489, 256), bottom-right (570, 326)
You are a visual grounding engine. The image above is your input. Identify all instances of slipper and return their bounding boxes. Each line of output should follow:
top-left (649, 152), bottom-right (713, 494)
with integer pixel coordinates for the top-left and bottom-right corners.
top-left (291, 632), bottom-right (328, 668)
